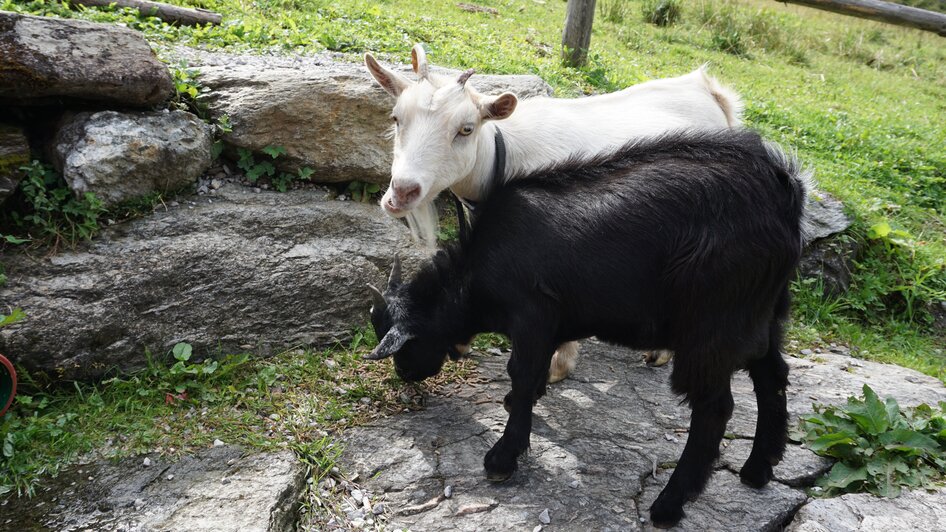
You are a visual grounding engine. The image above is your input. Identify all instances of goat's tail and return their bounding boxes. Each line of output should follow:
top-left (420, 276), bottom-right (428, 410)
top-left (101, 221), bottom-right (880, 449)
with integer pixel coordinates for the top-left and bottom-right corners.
top-left (697, 64), bottom-right (743, 128)
top-left (762, 140), bottom-right (813, 247)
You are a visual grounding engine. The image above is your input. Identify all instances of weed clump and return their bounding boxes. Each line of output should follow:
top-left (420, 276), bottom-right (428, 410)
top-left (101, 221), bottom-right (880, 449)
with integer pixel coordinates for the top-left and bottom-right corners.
top-left (642, 0), bottom-right (682, 27)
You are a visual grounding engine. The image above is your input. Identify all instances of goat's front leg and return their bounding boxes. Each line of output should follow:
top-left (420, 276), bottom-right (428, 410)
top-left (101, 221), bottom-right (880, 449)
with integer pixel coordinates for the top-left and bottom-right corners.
top-left (485, 332), bottom-right (556, 482)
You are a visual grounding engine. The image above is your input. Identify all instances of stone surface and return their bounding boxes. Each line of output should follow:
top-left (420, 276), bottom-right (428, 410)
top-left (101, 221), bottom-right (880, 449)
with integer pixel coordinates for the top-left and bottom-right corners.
top-left (339, 340), bottom-right (946, 531)
top-left (802, 191), bottom-right (851, 243)
top-left (1, 446), bottom-right (305, 532)
top-left (170, 48), bottom-right (553, 184)
top-left (798, 190), bottom-right (856, 295)
top-left (0, 12), bottom-right (172, 107)
top-left (719, 438), bottom-right (833, 488)
top-left (0, 184), bottom-right (426, 381)
top-left (52, 110), bottom-right (213, 207)
top-left (786, 488), bottom-right (946, 532)
top-left (0, 123), bottom-right (29, 203)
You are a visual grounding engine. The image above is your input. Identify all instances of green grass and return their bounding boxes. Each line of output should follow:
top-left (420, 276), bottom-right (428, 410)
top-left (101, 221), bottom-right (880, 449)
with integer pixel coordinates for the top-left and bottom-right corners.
top-left (2, 0), bottom-right (944, 499)
top-left (0, 333), bottom-right (476, 496)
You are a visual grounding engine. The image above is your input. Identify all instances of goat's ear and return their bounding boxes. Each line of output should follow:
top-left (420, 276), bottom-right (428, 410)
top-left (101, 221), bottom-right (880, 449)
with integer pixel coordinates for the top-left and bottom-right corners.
top-left (480, 92), bottom-right (518, 120)
top-left (387, 254), bottom-right (402, 289)
top-left (411, 44), bottom-right (429, 79)
top-left (365, 53), bottom-right (410, 97)
top-left (364, 326), bottom-right (413, 360)
top-left (367, 283), bottom-right (386, 311)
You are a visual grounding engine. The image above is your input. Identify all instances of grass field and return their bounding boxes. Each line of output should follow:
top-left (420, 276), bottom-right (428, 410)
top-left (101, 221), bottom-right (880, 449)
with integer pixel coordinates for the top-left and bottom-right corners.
top-left (2, 0), bottom-right (944, 497)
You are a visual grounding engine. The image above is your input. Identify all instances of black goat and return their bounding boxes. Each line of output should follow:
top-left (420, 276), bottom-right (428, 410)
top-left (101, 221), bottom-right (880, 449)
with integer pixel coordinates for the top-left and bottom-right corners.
top-left (365, 130), bottom-right (808, 527)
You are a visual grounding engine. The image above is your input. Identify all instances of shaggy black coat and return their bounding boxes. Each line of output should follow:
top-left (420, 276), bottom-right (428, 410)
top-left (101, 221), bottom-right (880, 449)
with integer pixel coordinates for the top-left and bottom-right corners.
top-left (367, 129), bottom-right (808, 528)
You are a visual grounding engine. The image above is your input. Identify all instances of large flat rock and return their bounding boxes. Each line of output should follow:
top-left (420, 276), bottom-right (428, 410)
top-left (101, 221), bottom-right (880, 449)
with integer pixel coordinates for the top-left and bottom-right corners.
top-left (1, 446), bottom-right (305, 532)
top-left (0, 184), bottom-right (426, 381)
top-left (0, 12), bottom-right (172, 107)
top-left (787, 488), bottom-right (946, 532)
top-left (170, 48), bottom-right (553, 184)
top-left (339, 340), bottom-right (946, 531)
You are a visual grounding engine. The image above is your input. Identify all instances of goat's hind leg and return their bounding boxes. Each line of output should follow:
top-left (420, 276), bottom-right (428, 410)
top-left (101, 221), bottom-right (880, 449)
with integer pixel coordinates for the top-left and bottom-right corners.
top-left (649, 358), bottom-right (734, 528)
top-left (485, 330), bottom-right (557, 481)
top-left (740, 319), bottom-right (790, 488)
top-left (548, 340), bottom-right (579, 383)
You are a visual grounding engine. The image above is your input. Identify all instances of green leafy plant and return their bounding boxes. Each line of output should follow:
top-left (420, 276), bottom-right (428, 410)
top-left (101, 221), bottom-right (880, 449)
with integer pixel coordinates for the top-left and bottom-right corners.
top-left (796, 384), bottom-right (946, 497)
top-left (346, 181), bottom-right (380, 203)
top-left (236, 145), bottom-right (313, 192)
top-left (210, 114), bottom-right (233, 160)
top-left (169, 63), bottom-right (207, 117)
top-left (4, 161), bottom-right (105, 249)
top-left (0, 307), bottom-right (26, 328)
top-left (147, 342), bottom-right (250, 403)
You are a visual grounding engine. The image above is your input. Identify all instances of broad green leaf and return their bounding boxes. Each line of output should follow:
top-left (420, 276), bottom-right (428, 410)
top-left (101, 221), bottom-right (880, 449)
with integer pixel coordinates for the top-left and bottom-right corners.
top-left (879, 429), bottom-right (941, 454)
top-left (885, 397), bottom-right (902, 428)
top-left (868, 222), bottom-right (891, 240)
top-left (262, 145), bottom-right (287, 159)
top-left (172, 342), bottom-right (192, 362)
top-left (808, 431), bottom-right (855, 453)
top-left (846, 385), bottom-right (889, 434)
top-left (3, 235), bottom-right (29, 244)
top-left (867, 456), bottom-right (903, 496)
top-left (0, 308), bottom-right (26, 328)
top-left (823, 462), bottom-right (868, 489)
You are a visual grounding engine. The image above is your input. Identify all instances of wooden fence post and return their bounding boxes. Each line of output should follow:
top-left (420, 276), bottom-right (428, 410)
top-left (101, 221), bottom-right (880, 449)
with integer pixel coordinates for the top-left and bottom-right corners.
top-left (562, 0), bottom-right (597, 67)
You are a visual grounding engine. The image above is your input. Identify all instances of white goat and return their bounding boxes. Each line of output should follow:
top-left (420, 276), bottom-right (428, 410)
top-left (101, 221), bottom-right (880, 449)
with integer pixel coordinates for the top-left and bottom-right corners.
top-left (365, 44), bottom-right (742, 380)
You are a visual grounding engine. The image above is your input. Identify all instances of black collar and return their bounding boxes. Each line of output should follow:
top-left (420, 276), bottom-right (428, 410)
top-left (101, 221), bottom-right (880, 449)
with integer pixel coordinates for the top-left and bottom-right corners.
top-left (452, 128), bottom-right (505, 241)
top-left (454, 128), bottom-right (506, 213)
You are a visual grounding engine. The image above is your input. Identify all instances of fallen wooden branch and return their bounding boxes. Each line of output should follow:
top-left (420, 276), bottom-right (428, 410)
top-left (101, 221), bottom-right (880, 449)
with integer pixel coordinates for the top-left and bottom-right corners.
top-left (778, 0), bottom-right (946, 36)
top-left (70, 0), bottom-right (223, 26)
top-left (457, 3), bottom-right (499, 15)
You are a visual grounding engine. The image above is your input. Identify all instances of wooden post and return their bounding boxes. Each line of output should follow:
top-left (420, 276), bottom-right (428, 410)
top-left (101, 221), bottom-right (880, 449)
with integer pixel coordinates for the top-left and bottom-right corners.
top-left (69, 0), bottom-right (223, 27)
top-left (562, 0), bottom-right (597, 67)
top-left (778, 0), bottom-right (946, 37)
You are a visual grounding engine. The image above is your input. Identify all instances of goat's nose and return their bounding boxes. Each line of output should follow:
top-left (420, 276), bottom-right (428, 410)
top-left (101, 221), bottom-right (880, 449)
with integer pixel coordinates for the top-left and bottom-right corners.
top-left (392, 182), bottom-right (421, 205)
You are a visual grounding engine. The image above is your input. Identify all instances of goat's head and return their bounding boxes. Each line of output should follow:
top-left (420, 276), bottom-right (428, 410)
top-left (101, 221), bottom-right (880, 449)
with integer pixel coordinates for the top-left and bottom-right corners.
top-left (364, 255), bottom-right (457, 381)
top-left (365, 44), bottom-right (518, 217)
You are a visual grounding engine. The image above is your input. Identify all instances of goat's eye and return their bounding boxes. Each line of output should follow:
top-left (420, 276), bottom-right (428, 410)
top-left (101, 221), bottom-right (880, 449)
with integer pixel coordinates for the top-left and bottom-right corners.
top-left (458, 125), bottom-right (474, 137)
top-left (391, 116), bottom-right (399, 125)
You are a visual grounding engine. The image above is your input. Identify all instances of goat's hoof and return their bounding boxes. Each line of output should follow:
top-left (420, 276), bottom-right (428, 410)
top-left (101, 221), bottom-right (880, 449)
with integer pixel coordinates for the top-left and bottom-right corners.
top-left (485, 469), bottom-right (514, 482)
top-left (739, 459), bottom-right (774, 488)
top-left (649, 496), bottom-right (685, 529)
top-left (644, 349), bottom-right (674, 367)
top-left (484, 445), bottom-right (518, 482)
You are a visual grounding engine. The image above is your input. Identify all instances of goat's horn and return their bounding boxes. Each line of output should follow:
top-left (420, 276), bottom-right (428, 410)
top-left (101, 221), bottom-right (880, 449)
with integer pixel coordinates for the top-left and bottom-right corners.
top-left (411, 44), bottom-right (429, 79)
top-left (388, 254), bottom-right (402, 288)
top-left (366, 283), bottom-right (386, 310)
top-left (364, 326), bottom-right (412, 360)
top-left (457, 69), bottom-right (475, 87)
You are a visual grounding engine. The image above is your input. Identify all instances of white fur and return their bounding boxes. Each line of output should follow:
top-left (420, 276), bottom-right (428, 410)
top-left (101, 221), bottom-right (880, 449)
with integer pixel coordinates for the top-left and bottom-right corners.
top-left (365, 50), bottom-right (742, 248)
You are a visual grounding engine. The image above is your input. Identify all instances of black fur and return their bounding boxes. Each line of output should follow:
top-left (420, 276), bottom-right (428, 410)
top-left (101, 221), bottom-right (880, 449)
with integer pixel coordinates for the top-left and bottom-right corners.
top-left (369, 129), bottom-right (807, 527)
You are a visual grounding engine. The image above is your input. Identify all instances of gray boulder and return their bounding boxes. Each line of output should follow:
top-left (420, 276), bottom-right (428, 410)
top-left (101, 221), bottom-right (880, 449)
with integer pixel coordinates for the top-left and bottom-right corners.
top-left (338, 341), bottom-right (946, 531)
top-left (171, 48), bottom-right (554, 184)
top-left (0, 123), bottom-right (29, 203)
top-left (52, 110), bottom-right (213, 207)
top-left (0, 12), bottom-right (172, 107)
top-left (787, 488), bottom-right (946, 532)
top-left (1, 446), bottom-right (305, 532)
top-left (799, 191), bottom-right (856, 295)
top-left (0, 184), bottom-right (425, 381)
